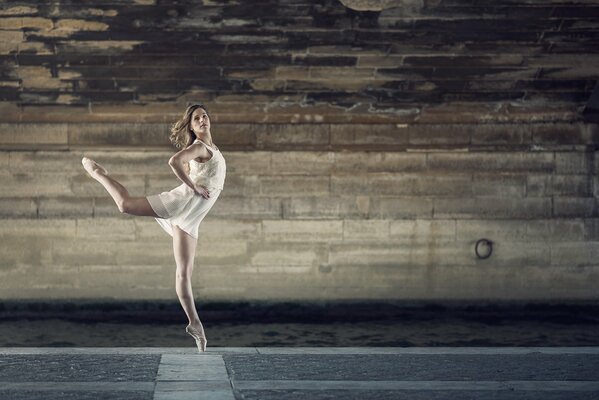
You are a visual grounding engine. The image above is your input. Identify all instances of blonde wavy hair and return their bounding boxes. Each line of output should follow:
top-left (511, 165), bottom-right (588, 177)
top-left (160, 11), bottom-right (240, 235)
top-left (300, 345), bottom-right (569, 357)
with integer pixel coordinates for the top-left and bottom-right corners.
top-left (169, 103), bottom-right (211, 149)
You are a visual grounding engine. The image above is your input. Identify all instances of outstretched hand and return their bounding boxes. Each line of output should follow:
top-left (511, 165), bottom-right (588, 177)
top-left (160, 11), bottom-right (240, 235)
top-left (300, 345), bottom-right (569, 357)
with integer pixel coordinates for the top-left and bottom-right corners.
top-left (193, 183), bottom-right (211, 199)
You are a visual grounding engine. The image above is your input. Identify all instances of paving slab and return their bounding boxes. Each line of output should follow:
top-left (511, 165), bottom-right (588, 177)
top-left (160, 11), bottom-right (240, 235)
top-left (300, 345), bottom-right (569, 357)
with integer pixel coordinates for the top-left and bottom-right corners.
top-left (0, 347), bottom-right (596, 400)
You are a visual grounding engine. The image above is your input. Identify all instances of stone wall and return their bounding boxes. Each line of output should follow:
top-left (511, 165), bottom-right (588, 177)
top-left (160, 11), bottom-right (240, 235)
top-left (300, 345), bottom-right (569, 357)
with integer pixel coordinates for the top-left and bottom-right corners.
top-left (0, 1), bottom-right (598, 301)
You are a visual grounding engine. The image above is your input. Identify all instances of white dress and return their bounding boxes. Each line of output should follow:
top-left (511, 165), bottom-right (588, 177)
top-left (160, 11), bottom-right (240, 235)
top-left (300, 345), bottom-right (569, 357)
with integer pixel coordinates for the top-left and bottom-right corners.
top-left (146, 138), bottom-right (226, 239)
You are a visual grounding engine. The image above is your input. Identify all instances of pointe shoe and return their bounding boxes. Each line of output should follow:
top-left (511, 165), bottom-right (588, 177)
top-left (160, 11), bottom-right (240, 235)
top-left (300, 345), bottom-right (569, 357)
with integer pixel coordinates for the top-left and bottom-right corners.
top-left (81, 157), bottom-right (108, 178)
top-left (185, 325), bottom-right (207, 353)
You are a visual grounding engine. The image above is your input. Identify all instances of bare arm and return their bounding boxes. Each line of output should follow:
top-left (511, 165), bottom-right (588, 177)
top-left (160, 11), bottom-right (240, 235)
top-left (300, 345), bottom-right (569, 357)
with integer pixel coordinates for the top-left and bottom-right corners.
top-left (168, 142), bottom-right (212, 197)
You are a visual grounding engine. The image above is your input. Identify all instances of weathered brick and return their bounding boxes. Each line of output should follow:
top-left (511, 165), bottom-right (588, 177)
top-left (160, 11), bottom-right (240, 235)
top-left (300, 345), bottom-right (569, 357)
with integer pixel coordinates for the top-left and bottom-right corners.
top-left (532, 123), bottom-right (599, 145)
top-left (283, 196), bottom-right (368, 219)
top-left (38, 196), bottom-right (93, 218)
top-left (433, 197), bottom-right (552, 219)
top-left (263, 219), bottom-right (343, 242)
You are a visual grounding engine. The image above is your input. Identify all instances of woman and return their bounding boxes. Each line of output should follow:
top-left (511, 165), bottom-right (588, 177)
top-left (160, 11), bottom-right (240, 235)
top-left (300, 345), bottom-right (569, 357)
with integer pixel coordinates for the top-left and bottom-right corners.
top-left (81, 102), bottom-right (226, 353)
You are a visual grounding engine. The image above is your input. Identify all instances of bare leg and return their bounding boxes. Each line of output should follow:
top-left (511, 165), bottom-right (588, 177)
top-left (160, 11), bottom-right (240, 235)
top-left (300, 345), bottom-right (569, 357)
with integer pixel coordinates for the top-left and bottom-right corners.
top-left (82, 157), bottom-right (159, 217)
top-left (173, 224), bottom-right (207, 351)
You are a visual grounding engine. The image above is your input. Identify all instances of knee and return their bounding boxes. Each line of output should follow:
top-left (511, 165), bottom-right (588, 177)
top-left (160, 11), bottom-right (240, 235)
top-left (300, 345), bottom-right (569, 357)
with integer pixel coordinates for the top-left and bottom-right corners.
top-left (176, 268), bottom-right (193, 282)
top-left (119, 198), bottom-right (130, 214)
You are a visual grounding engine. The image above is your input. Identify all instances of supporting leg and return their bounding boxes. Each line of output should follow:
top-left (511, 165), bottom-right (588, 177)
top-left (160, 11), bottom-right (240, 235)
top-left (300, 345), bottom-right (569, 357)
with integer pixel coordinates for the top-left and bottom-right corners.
top-left (172, 224), bottom-right (207, 349)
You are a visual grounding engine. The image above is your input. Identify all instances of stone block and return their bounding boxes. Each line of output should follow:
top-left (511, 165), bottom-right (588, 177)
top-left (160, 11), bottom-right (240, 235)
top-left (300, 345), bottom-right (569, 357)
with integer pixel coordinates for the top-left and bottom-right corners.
top-left (527, 219), bottom-right (586, 241)
top-left (195, 239), bottom-right (249, 265)
top-left (210, 197), bottom-right (282, 219)
top-left (0, 218), bottom-right (75, 238)
top-left (370, 196), bottom-right (433, 218)
top-left (257, 125), bottom-right (329, 146)
top-left (260, 176), bottom-right (329, 196)
top-left (112, 241), bottom-right (179, 266)
top-left (550, 242), bottom-right (599, 266)
top-left (551, 175), bottom-right (592, 196)
top-left (330, 124), bottom-right (408, 146)
top-left (470, 124), bottom-right (532, 145)
top-left (555, 151), bottom-right (593, 174)
top-left (526, 174), bottom-right (552, 197)
top-left (283, 196), bottom-right (368, 219)
top-left (408, 124), bottom-right (471, 145)
top-left (343, 219), bottom-right (390, 240)
top-left (212, 174), bottom-right (260, 197)
top-left (249, 242), bottom-right (328, 266)
top-left (472, 173), bottom-right (527, 197)
top-left (433, 197), bottom-right (552, 219)
top-left (223, 151), bottom-right (271, 174)
top-left (390, 219), bottom-right (456, 241)
top-left (0, 172), bottom-right (72, 197)
top-left (427, 152), bottom-right (554, 173)
top-left (553, 197), bottom-right (598, 217)
top-left (270, 151), bottom-right (334, 175)
top-left (75, 217), bottom-right (136, 241)
top-left (532, 123), bottom-right (598, 145)
top-left (9, 151), bottom-right (81, 172)
top-left (328, 241), bottom-right (476, 267)
top-left (38, 196), bottom-right (93, 218)
top-left (0, 197), bottom-right (37, 218)
top-left (51, 239), bottom-right (118, 266)
top-left (457, 219), bottom-right (528, 241)
top-left (68, 123), bottom-right (174, 147)
top-left (0, 236), bottom-right (53, 268)
top-left (263, 219), bottom-right (343, 242)
top-left (368, 173), bottom-right (472, 196)
top-left (76, 264), bottom-right (172, 291)
top-left (0, 123), bottom-right (68, 146)
top-left (333, 152), bottom-right (426, 173)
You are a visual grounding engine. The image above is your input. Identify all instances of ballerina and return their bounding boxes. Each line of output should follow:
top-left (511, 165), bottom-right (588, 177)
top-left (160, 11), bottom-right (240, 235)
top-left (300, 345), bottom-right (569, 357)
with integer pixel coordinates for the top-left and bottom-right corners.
top-left (82, 102), bottom-right (226, 353)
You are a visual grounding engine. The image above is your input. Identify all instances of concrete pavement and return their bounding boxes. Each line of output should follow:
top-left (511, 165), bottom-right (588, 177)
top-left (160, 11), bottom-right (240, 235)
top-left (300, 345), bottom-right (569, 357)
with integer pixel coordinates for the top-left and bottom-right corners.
top-left (0, 347), bottom-right (598, 399)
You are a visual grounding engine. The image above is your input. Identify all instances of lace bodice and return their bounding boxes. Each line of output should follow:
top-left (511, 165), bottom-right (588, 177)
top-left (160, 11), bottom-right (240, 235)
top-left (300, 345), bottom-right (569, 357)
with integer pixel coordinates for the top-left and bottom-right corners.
top-left (189, 139), bottom-right (226, 190)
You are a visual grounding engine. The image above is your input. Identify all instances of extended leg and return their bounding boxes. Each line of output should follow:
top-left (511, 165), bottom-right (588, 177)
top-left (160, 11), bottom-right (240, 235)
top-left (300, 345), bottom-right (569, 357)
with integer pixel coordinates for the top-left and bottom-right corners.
top-left (82, 157), bottom-right (160, 217)
top-left (172, 224), bottom-right (207, 349)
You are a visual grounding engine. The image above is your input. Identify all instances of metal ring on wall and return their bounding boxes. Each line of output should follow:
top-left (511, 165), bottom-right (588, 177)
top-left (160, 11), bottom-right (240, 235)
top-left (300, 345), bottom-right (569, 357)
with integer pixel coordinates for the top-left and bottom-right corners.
top-left (475, 238), bottom-right (493, 259)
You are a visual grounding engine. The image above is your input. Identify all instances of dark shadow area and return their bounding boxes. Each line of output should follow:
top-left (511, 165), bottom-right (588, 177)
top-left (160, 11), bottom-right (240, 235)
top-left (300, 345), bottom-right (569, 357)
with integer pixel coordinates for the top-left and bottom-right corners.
top-left (0, 300), bottom-right (597, 347)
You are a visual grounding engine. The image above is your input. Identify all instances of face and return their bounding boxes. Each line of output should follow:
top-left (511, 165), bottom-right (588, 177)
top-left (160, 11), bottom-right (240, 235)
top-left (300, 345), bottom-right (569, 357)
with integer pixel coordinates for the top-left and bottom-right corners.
top-left (190, 107), bottom-right (210, 135)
